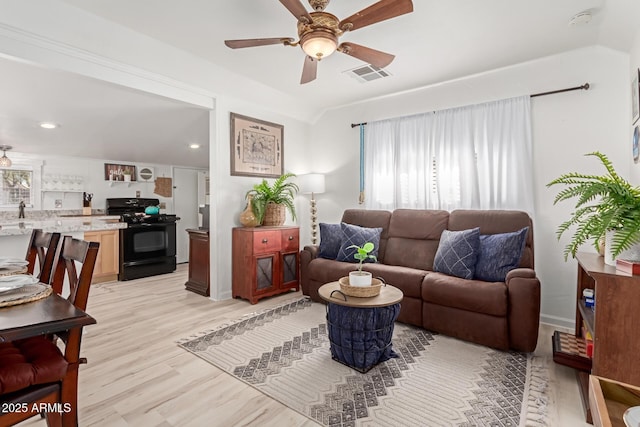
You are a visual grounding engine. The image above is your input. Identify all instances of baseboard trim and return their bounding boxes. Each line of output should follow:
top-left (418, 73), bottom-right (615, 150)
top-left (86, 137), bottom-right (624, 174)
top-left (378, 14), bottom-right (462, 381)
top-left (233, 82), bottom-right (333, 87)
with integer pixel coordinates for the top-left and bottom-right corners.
top-left (540, 314), bottom-right (574, 330)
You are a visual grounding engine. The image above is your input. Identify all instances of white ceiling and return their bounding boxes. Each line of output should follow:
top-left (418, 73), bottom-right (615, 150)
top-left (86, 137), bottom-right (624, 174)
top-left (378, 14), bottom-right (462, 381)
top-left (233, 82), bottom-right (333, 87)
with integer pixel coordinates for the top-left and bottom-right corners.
top-left (60, 0), bottom-right (640, 110)
top-left (0, 57), bottom-right (210, 168)
top-left (2, 0), bottom-right (640, 168)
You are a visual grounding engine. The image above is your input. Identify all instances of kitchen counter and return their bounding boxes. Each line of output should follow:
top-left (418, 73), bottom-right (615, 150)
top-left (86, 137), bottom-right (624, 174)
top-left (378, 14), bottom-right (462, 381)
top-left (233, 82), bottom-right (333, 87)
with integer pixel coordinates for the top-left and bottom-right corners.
top-left (0, 216), bottom-right (126, 236)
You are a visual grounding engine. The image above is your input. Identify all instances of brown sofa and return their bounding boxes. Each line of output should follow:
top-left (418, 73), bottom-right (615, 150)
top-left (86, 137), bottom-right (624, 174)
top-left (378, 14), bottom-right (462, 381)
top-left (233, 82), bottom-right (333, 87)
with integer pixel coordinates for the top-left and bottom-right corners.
top-left (300, 209), bottom-right (541, 352)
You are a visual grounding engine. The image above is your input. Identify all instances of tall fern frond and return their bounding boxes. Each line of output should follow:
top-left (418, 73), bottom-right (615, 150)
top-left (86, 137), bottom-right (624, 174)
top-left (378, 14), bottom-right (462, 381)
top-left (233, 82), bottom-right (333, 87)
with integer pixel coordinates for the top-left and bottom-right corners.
top-left (548, 151), bottom-right (640, 259)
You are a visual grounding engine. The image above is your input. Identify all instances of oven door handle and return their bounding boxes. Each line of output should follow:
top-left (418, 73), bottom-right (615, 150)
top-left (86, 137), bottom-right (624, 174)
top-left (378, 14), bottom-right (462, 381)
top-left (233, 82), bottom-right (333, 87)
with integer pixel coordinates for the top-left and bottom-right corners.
top-left (123, 258), bottom-right (173, 267)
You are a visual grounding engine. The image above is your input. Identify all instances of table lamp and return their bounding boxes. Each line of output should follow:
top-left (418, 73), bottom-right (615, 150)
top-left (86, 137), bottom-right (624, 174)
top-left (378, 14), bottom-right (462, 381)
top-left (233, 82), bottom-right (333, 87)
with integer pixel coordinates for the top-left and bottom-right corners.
top-left (299, 173), bottom-right (326, 245)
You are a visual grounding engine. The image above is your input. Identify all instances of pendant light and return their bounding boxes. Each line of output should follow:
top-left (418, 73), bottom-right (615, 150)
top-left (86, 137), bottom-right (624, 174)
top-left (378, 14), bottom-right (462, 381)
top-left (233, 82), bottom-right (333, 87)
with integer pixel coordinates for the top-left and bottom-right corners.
top-left (0, 145), bottom-right (12, 168)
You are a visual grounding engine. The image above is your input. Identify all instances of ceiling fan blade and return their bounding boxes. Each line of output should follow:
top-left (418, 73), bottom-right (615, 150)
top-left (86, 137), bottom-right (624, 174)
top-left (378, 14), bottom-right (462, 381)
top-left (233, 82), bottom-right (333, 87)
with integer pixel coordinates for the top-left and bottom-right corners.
top-left (338, 42), bottom-right (395, 68)
top-left (279, 0), bottom-right (313, 24)
top-left (300, 56), bottom-right (317, 84)
top-left (339, 0), bottom-right (413, 31)
top-left (224, 38), bottom-right (294, 49)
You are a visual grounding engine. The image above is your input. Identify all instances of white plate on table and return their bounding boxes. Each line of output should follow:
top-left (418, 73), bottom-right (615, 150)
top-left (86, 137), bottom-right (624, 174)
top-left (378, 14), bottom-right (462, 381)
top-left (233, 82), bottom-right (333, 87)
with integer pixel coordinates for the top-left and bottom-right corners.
top-left (0, 257), bottom-right (29, 268)
top-left (624, 406), bottom-right (640, 427)
top-left (0, 274), bottom-right (39, 293)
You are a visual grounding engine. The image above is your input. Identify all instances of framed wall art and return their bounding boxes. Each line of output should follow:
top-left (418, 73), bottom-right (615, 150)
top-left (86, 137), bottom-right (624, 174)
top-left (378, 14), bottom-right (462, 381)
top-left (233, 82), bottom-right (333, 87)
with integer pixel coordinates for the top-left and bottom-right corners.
top-left (104, 163), bottom-right (137, 181)
top-left (230, 112), bottom-right (283, 178)
top-left (633, 68), bottom-right (640, 125)
top-left (634, 125), bottom-right (639, 164)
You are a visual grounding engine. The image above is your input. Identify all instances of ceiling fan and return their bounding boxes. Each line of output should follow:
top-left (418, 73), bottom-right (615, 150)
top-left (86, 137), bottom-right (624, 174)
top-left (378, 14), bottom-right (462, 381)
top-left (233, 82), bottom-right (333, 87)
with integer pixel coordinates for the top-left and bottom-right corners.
top-left (224, 0), bottom-right (414, 84)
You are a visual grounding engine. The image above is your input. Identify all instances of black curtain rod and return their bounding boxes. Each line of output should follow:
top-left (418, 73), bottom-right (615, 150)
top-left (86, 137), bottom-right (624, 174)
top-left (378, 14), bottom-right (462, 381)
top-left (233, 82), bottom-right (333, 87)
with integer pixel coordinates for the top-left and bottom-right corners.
top-left (350, 82), bottom-right (590, 128)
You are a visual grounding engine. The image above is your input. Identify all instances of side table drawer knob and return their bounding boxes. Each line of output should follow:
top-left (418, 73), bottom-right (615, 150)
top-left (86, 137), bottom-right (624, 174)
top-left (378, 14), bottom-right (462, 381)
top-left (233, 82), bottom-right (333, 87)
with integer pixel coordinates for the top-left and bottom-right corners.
top-left (262, 238), bottom-right (268, 243)
top-left (288, 236), bottom-right (294, 241)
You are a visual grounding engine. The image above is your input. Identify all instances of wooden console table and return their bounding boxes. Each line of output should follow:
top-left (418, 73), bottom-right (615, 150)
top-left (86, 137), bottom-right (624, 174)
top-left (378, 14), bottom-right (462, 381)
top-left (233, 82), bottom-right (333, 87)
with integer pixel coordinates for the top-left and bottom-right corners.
top-left (556, 252), bottom-right (640, 423)
top-left (185, 228), bottom-right (210, 296)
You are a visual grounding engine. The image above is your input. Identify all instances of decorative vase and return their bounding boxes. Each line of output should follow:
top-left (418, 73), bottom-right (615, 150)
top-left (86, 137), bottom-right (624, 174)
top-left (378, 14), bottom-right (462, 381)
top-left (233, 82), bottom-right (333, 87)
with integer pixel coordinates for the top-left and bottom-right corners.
top-left (349, 271), bottom-right (372, 287)
top-left (239, 195), bottom-right (260, 227)
top-left (604, 229), bottom-right (640, 266)
top-left (262, 202), bottom-right (286, 226)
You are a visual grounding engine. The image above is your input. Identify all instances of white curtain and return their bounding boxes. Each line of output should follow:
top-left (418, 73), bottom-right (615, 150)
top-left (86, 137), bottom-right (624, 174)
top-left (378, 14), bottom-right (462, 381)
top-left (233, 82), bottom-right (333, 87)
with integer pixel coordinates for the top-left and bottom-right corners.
top-left (364, 96), bottom-right (534, 213)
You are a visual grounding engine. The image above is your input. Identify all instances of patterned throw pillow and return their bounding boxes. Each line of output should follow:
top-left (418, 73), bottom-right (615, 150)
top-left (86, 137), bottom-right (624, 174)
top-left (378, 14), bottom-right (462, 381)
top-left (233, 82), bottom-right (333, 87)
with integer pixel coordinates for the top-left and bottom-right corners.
top-left (318, 223), bottom-right (343, 259)
top-left (336, 223), bottom-right (382, 263)
top-left (474, 227), bottom-right (529, 282)
top-left (433, 228), bottom-right (481, 280)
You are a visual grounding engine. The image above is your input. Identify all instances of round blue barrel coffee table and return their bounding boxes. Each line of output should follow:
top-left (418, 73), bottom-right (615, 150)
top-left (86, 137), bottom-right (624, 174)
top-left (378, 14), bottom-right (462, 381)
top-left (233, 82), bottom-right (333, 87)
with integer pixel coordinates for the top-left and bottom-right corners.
top-left (318, 282), bottom-right (403, 373)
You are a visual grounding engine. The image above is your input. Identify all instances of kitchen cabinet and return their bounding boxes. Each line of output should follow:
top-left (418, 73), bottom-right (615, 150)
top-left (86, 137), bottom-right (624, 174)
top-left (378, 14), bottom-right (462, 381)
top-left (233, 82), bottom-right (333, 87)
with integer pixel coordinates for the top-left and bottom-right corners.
top-left (232, 226), bottom-right (299, 304)
top-left (184, 228), bottom-right (209, 296)
top-left (84, 229), bottom-right (119, 283)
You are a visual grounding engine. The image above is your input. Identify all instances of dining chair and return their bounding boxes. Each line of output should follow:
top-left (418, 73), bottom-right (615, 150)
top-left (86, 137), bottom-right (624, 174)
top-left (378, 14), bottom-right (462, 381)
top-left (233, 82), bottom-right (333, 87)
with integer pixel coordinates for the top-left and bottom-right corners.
top-left (0, 236), bottom-right (99, 427)
top-left (25, 229), bottom-right (61, 285)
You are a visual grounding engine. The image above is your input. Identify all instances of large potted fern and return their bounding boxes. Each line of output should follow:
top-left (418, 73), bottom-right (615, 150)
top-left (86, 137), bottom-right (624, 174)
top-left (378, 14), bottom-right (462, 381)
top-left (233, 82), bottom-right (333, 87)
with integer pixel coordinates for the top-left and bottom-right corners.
top-left (547, 151), bottom-right (640, 264)
top-left (246, 173), bottom-right (299, 226)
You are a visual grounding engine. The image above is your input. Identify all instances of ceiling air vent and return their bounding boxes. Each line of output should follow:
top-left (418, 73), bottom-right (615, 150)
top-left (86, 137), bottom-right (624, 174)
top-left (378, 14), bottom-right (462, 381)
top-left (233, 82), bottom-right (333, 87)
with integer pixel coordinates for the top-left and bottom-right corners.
top-left (344, 64), bottom-right (392, 83)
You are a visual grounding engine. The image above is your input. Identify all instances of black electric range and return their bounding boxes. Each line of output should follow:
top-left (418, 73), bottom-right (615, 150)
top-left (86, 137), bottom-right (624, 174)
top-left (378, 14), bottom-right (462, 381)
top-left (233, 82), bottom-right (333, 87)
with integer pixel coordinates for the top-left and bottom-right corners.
top-left (106, 198), bottom-right (179, 281)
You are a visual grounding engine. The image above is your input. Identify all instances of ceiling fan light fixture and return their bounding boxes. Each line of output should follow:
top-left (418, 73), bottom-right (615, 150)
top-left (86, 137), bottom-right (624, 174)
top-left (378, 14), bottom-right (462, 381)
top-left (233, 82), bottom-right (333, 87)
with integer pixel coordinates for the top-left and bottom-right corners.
top-left (301, 31), bottom-right (337, 60)
top-left (0, 145), bottom-right (13, 168)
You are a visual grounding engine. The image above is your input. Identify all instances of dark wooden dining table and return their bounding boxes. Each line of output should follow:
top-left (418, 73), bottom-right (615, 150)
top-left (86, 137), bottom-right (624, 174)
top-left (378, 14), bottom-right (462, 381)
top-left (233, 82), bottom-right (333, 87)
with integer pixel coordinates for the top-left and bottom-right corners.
top-left (0, 292), bottom-right (95, 342)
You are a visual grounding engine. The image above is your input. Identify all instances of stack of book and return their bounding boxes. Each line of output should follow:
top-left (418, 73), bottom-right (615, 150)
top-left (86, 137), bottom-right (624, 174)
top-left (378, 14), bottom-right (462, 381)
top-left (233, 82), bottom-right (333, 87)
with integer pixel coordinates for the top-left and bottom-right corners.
top-left (616, 259), bottom-right (640, 275)
top-left (581, 320), bottom-right (594, 358)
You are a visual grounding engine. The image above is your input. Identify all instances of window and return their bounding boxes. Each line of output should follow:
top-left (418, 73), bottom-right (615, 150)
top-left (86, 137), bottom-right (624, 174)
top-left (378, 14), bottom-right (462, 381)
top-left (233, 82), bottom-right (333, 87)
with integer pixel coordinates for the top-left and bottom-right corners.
top-left (0, 168), bottom-right (33, 207)
top-left (364, 96), bottom-right (534, 213)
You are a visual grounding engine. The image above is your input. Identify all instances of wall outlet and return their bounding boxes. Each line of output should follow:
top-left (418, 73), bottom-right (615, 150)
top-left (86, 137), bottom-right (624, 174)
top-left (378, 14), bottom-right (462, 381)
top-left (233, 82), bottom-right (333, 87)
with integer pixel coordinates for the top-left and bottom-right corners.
top-left (55, 199), bottom-right (63, 208)
top-left (136, 190), bottom-right (141, 198)
top-left (159, 202), bottom-right (166, 209)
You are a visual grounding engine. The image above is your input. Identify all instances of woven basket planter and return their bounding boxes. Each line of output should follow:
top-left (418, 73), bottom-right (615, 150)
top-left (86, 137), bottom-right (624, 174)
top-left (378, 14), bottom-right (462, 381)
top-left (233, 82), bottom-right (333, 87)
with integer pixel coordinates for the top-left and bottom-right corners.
top-left (262, 203), bottom-right (286, 226)
top-left (338, 277), bottom-right (383, 298)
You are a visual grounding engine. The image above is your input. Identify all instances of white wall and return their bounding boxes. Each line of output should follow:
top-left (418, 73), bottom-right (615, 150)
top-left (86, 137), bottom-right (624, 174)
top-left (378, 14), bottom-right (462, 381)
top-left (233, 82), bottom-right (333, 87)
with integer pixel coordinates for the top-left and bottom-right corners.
top-left (310, 46), bottom-right (630, 327)
top-left (629, 28), bottom-right (640, 185)
top-left (6, 151), bottom-right (175, 212)
top-left (211, 99), bottom-right (309, 300)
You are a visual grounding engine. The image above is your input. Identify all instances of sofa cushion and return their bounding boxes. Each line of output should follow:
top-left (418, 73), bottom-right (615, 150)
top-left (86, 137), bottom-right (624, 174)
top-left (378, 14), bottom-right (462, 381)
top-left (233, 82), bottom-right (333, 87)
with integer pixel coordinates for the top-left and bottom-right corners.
top-left (306, 257), bottom-right (360, 285)
top-left (433, 228), bottom-right (480, 279)
top-left (384, 209), bottom-right (449, 270)
top-left (422, 272), bottom-right (507, 316)
top-left (475, 227), bottom-right (529, 282)
top-left (318, 223), bottom-right (342, 259)
top-left (361, 263), bottom-right (428, 299)
top-left (448, 210), bottom-right (534, 269)
top-left (336, 223), bottom-right (382, 263)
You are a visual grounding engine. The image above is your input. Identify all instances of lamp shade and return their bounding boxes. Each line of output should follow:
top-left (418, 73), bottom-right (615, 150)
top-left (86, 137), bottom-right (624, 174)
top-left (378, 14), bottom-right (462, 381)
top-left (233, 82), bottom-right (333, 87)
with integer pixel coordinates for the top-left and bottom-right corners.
top-left (300, 31), bottom-right (337, 60)
top-left (298, 173), bottom-right (326, 195)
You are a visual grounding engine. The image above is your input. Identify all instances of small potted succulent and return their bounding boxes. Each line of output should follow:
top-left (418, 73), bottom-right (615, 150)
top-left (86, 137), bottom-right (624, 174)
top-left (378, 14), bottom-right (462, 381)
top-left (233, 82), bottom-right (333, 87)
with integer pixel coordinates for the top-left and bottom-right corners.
top-left (348, 242), bottom-right (377, 286)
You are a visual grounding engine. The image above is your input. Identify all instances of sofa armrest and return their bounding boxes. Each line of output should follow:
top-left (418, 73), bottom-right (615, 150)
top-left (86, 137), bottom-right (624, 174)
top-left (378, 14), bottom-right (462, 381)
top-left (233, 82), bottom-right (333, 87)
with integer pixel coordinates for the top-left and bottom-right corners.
top-left (300, 245), bottom-right (319, 296)
top-left (303, 245), bottom-right (319, 259)
top-left (506, 268), bottom-right (541, 352)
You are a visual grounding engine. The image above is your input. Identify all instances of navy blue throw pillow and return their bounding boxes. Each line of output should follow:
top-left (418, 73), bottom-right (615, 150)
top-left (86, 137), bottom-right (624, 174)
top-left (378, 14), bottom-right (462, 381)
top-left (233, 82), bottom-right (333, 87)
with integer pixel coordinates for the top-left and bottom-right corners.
top-left (474, 227), bottom-right (529, 282)
top-left (336, 223), bottom-right (382, 263)
top-left (318, 223), bottom-right (343, 259)
top-left (433, 228), bottom-right (481, 280)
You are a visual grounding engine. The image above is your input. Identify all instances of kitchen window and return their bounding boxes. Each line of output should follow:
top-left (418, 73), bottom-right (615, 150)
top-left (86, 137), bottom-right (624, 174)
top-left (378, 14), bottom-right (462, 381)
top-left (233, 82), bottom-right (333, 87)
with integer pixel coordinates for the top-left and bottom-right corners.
top-left (0, 167), bottom-right (33, 207)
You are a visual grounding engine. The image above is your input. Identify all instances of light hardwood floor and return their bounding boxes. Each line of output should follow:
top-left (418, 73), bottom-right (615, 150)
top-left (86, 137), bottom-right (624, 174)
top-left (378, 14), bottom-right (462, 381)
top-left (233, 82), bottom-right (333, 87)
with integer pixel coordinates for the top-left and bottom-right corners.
top-left (20, 265), bottom-right (590, 426)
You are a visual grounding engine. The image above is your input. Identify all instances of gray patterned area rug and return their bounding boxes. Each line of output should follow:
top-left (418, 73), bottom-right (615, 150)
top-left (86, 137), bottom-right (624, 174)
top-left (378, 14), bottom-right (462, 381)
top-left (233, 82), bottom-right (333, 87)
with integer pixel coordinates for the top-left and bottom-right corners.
top-left (178, 298), bottom-right (551, 427)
